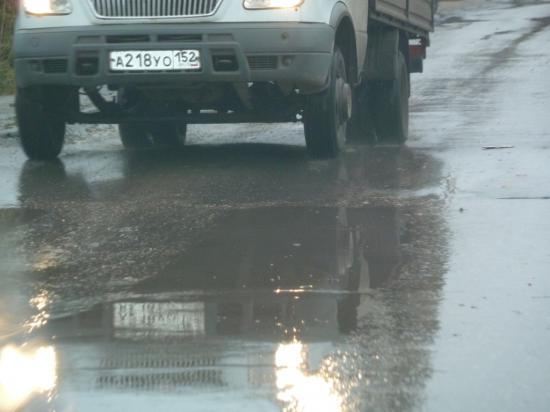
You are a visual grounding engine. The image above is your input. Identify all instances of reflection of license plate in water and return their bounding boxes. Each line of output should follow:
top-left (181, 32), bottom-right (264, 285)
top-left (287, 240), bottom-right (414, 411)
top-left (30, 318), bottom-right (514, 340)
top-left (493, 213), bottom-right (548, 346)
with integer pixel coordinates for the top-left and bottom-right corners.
top-left (109, 50), bottom-right (201, 71)
top-left (113, 302), bottom-right (205, 338)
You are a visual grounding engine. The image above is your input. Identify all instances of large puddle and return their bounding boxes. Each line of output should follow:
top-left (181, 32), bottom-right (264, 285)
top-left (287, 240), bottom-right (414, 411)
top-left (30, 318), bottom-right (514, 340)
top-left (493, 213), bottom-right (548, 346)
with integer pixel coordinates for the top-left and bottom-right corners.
top-left (1, 203), bottom-right (448, 412)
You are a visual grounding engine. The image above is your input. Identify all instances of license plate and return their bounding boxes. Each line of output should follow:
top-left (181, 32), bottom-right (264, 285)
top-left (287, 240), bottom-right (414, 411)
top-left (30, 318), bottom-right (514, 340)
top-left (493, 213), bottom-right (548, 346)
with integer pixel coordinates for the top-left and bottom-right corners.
top-left (109, 50), bottom-right (201, 71)
top-left (113, 302), bottom-right (205, 338)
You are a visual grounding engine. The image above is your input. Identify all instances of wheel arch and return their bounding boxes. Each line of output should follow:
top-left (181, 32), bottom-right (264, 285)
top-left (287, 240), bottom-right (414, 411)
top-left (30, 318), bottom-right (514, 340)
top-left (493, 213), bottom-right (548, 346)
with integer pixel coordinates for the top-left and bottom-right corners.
top-left (330, 3), bottom-right (359, 85)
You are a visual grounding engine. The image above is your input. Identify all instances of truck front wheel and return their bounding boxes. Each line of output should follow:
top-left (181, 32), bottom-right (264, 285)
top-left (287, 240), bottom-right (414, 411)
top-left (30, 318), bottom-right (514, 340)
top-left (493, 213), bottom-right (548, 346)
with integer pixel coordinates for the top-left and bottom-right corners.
top-left (119, 122), bottom-right (187, 150)
top-left (16, 87), bottom-right (67, 160)
top-left (372, 52), bottom-right (410, 143)
top-left (304, 46), bottom-right (351, 158)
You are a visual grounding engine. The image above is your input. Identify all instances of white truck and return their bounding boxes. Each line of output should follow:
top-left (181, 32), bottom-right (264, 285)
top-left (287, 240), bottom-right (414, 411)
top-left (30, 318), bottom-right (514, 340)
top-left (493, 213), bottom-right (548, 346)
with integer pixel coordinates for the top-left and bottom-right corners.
top-left (12, 0), bottom-right (435, 160)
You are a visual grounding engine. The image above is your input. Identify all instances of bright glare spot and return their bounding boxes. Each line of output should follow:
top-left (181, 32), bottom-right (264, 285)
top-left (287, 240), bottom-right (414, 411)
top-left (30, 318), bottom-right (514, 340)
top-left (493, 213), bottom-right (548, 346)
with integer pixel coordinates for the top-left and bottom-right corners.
top-left (23, 0), bottom-right (53, 14)
top-left (25, 311), bottom-right (50, 332)
top-left (244, 0), bottom-right (304, 8)
top-left (25, 290), bottom-right (51, 332)
top-left (23, 0), bottom-right (72, 14)
top-left (0, 346), bottom-right (57, 410)
top-left (276, 342), bottom-right (304, 369)
top-left (270, 0), bottom-right (303, 6)
top-left (30, 291), bottom-right (49, 312)
top-left (275, 342), bottom-right (342, 412)
top-left (33, 249), bottom-right (62, 271)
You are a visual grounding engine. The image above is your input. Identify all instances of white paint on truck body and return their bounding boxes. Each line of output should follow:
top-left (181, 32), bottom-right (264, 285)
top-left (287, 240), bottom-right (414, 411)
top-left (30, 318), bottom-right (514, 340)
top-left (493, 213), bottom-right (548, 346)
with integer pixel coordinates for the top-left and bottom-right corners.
top-left (16, 0), bottom-right (371, 77)
top-left (17, 0), bottom-right (365, 29)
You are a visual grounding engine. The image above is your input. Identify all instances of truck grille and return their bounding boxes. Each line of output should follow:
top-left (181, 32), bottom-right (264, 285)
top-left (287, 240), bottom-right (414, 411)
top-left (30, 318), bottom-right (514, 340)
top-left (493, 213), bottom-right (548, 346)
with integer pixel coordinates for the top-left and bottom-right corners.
top-left (247, 56), bottom-right (278, 70)
top-left (90, 0), bottom-right (221, 18)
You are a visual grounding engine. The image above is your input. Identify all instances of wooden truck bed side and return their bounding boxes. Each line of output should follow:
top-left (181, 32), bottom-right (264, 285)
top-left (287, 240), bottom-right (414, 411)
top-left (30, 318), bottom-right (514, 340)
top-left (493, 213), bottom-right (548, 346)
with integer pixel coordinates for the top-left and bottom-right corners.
top-left (369, 0), bottom-right (435, 36)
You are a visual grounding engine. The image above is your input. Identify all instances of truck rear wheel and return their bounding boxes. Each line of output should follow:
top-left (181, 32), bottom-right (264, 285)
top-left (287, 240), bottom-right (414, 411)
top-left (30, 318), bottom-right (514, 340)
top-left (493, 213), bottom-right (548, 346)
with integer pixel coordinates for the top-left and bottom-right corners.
top-left (373, 52), bottom-right (409, 144)
top-left (347, 81), bottom-right (377, 143)
top-left (304, 46), bottom-right (351, 158)
top-left (16, 87), bottom-right (67, 160)
top-left (119, 122), bottom-right (187, 150)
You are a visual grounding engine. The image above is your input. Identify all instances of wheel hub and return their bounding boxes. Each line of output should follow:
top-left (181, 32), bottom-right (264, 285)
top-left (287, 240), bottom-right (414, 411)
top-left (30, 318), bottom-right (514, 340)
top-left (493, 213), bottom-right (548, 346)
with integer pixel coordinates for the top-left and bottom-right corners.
top-left (336, 79), bottom-right (353, 124)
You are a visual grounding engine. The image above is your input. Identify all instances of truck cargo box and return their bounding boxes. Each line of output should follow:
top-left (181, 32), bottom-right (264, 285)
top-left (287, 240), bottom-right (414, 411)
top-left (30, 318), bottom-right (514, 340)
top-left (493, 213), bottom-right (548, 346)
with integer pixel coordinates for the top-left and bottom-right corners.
top-left (370, 0), bottom-right (435, 35)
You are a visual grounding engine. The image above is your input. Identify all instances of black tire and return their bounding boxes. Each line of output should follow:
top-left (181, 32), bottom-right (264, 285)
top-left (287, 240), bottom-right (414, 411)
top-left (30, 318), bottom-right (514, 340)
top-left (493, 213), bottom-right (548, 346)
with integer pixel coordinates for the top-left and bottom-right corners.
top-left (372, 52), bottom-right (409, 144)
top-left (304, 46), bottom-right (351, 158)
top-left (151, 123), bottom-right (188, 148)
top-left (16, 87), bottom-right (67, 160)
top-left (119, 122), bottom-right (187, 150)
top-left (347, 81), bottom-right (377, 143)
top-left (119, 123), bottom-right (152, 149)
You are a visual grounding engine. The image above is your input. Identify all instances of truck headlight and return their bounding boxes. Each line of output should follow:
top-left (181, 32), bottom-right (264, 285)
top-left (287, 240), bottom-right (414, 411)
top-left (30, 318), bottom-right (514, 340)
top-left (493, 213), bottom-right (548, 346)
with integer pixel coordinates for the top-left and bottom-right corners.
top-left (243, 0), bottom-right (304, 9)
top-left (23, 0), bottom-right (72, 15)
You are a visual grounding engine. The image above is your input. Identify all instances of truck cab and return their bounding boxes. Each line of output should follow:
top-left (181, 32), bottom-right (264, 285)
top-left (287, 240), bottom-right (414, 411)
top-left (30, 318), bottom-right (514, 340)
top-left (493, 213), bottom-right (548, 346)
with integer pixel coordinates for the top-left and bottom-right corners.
top-left (13, 0), bottom-right (434, 160)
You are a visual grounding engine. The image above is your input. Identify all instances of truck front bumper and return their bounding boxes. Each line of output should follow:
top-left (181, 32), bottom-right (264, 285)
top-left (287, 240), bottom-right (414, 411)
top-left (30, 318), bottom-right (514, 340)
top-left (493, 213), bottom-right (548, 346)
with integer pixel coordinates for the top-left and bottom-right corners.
top-left (14, 22), bottom-right (335, 93)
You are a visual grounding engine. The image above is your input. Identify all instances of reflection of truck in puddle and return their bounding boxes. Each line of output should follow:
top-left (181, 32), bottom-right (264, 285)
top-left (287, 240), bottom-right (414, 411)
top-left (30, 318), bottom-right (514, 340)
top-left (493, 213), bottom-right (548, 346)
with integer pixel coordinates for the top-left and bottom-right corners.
top-left (19, 206), bottom-right (402, 411)
top-left (129, 206), bottom-right (402, 337)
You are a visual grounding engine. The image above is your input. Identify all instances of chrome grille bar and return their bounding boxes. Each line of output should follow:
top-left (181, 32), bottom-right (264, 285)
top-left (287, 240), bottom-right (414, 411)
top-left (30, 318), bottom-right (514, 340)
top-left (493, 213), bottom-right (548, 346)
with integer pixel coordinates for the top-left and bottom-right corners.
top-left (90, 0), bottom-right (220, 18)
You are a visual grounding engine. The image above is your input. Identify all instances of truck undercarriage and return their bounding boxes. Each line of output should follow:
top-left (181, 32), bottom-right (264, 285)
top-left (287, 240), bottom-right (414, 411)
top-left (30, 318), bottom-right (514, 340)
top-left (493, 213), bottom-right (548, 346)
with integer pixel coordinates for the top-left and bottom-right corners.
top-left (68, 82), bottom-right (305, 125)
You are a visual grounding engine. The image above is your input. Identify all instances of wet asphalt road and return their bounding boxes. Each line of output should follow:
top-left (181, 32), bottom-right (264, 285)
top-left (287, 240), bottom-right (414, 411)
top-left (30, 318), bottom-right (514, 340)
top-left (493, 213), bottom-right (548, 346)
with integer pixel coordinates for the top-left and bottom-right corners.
top-left (1, 1), bottom-right (550, 411)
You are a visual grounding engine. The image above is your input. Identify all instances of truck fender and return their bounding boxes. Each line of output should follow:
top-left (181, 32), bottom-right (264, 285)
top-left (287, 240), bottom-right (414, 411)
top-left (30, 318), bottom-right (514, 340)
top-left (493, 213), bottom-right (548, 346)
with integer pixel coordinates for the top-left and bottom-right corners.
top-left (329, 2), bottom-right (359, 85)
top-left (364, 28), bottom-right (400, 81)
top-left (329, 2), bottom-right (352, 30)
